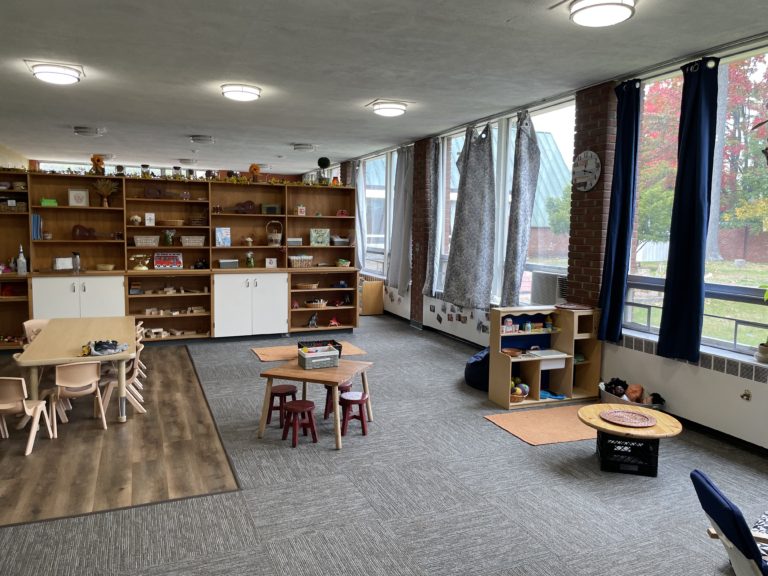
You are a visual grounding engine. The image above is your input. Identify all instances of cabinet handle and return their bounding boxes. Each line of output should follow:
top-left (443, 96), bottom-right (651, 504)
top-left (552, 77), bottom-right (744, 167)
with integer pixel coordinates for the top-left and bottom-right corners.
top-left (71, 283), bottom-right (76, 292)
top-left (82, 283), bottom-right (86, 292)
top-left (253, 279), bottom-right (258, 288)
top-left (245, 280), bottom-right (250, 288)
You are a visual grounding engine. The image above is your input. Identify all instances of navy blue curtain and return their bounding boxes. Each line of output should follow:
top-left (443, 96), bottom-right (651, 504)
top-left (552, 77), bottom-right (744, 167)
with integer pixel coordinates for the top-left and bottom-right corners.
top-left (657, 57), bottom-right (720, 362)
top-left (598, 79), bottom-right (642, 343)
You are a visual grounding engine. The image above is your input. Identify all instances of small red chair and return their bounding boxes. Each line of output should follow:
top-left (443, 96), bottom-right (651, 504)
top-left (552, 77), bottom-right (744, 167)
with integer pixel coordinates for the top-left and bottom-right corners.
top-left (323, 379), bottom-right (352, 419)
top-left (282, 399), bottom-right (318, 447)
top-left (267, 384), bottom-right (298, 428)
top-left (340, 391), bottom-right (369, 436)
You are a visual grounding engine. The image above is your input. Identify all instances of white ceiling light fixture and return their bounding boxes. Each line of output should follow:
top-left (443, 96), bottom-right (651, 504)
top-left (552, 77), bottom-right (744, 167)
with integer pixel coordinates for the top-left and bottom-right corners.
top-left (569, 0), bottom-right (635, 27)
top-left (73, 126), bottom-right (107, 137)
top-left (189, 135), bottom-right (215, 144)
top-left (292, 143), bottom-right (315, 151)
top-left (372, 100), bottom-right (407, 117)
top-left (221, 84), bottom-right (261, 102)
top-left (27, 61), bottom-right (83, 85)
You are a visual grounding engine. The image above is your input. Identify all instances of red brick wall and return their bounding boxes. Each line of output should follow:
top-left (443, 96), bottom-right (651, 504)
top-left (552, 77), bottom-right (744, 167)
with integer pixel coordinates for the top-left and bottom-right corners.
top-left (716, 228), bottom-right (768, 262)
top-left (566, 82), bottom-right (617, 306)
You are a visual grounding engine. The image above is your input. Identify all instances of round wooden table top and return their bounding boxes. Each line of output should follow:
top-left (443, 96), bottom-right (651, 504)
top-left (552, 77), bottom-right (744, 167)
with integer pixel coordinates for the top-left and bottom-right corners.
top-left (577, 403), bottom-right (683, 439)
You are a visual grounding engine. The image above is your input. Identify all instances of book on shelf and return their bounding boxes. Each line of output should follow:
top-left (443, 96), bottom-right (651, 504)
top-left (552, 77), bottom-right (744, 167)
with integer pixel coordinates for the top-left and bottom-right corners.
top-left (31, 214), bottom-right (43, 240)
top-left (215, 227), bottom-right (231, 247)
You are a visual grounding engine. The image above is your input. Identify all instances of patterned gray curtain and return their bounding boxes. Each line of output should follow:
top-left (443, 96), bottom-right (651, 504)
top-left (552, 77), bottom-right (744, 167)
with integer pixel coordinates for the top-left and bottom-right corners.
top-left (386, 146), bottom-right (413, 296)
top-left (422, 137), bottom-right (441, 297)
top-left (353, 161), bottom-right (366, 269)
top-left (501, 111), bottom-right (540, 306)
top-left (442, 124), bottom-right (495, 309)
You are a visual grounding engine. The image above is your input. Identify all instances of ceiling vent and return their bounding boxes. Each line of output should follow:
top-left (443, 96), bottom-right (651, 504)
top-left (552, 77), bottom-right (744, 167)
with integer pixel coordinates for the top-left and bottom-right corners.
top-left (179, 158), bottom-right (198, 165)
top-left (73, 126), bottom-right (106, 137)
top-left (189, 135), bottom-right (215, 144)
top-left (92, 153), bottom-right (114, 160)
top-left (292, 143), bottom-right (315, 151)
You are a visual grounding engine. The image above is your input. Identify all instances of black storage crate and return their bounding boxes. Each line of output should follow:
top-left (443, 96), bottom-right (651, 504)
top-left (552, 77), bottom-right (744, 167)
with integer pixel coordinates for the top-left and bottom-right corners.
top-left (596, 431), bottom-right (659, 477)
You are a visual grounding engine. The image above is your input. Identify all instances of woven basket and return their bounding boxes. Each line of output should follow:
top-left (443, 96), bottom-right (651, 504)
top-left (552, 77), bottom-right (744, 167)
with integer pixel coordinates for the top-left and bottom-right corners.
top-left (510, 393), bottom-right (528, 403)
top-left (288, 255), bottom-right (313, 268)
top-left (295, 282), bottom-right (319, 290)
top-left (157, 219), bottom-right (184, 226)
top-left (134, 235), bottom-right (160, 247)
top-left (181, 235), bottom-right (205, 247)
top-left (304, 299), bottom-right (327, 308)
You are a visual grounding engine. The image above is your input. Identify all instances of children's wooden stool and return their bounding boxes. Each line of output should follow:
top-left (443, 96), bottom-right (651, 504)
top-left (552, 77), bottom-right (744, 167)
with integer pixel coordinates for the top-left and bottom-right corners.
top-left (282, 400), bottom-right (318, 447)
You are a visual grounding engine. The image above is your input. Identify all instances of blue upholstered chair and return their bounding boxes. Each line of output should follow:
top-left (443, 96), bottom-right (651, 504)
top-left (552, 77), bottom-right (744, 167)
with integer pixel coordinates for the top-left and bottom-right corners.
top-left (690, 469), bottom-right (768, 576)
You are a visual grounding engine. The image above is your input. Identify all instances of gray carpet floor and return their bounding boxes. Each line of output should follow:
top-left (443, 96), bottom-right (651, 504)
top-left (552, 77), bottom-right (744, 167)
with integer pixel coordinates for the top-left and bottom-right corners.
top-left (2, 314), bottom-right (766, 575)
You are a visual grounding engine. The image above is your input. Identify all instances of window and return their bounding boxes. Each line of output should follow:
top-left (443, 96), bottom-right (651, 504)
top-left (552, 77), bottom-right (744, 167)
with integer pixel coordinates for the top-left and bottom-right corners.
top-left (360, 151), bottom-right (398, 275)
top-left (625, 50), bottom-right (768, 352)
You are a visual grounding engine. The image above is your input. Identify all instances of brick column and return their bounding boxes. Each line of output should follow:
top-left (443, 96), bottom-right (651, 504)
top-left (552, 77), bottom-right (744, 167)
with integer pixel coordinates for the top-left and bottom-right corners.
top-left (566, 82), bottom-right (617, 306)
top-left (411, 138), bottom-right (435, 325)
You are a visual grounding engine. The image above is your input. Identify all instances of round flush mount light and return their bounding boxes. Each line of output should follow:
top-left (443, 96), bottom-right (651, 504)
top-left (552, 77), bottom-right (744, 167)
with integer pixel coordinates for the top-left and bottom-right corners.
top-left (30, 62), bottom-right (83, 85)
top-left (372, 101), bottom-right (407, 117)
top-left (569, 0), bottom-right (635, 27)
top-left (221, 84), bottom-right (261, 102)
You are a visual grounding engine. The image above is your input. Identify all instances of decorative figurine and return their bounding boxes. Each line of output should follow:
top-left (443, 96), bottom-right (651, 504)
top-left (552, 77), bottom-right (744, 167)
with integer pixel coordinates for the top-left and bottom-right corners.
top-left (115, 165), bottom-right (126, 176)
top-left (307, 312), bottom-right (318, 328)
top-left (292, 299), bottom-right (300, 309)
top-left (90, 154), bottom-right (105, 175)
top-left (248, 163), bottom-right (261, 182)
top-left (328, 317), bottom-right (341, 327)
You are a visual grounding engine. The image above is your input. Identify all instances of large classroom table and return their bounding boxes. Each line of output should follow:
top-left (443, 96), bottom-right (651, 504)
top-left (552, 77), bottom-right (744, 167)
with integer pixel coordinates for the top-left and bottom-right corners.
top-left (14, 316), bottom-right (137, 422)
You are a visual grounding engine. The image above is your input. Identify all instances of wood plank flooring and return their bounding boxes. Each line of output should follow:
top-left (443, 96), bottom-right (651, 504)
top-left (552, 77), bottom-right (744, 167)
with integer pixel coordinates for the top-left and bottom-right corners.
top-left (0, 345), bottom-right (238, 527)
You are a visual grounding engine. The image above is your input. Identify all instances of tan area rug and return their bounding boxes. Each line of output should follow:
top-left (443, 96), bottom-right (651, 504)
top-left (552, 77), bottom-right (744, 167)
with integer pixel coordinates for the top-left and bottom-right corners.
top-left (252, 340), bottom-right (367, 362)
top-left (0, 346), bottom-right (237, 527)
top-left (485, 404), bottom-right (597, 446)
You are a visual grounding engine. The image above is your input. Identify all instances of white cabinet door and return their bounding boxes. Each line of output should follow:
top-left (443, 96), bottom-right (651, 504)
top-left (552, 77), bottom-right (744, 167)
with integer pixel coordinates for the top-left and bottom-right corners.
top-left (79, 276), bottom-right (125, 318)
top-left (213, 274), bottom-right (252, 337)
top-left (251, 273), bottom-right (288, 335)
top-left (32, 277), bottom-right (80, 319)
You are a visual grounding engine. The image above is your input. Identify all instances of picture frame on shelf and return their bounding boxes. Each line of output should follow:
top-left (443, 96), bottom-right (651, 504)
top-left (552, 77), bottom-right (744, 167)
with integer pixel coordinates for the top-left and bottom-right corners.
top-left (68, 188), bottom-right (89, 207)
top-left (215, 227), bottom-right (231, 247)
top-left (144, 212), bottom-right (156, 226)
top-left (310, 228), bottom-right (330, 246)
top-left (265, 257), bottom-right (277, 269)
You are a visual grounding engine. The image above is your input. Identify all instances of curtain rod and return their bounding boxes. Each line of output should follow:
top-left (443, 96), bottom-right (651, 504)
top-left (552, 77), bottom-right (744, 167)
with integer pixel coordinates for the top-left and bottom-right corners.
top-left (344, 30), bottom-right (768, 165)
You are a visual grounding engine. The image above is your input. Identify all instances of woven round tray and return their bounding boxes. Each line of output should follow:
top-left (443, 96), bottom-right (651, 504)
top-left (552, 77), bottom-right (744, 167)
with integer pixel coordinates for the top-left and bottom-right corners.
top-left (599, 409), bottom-right (657, 428)
top-left (295, 282), bottom-right (319, 290)
top-left (304, 299), bottom-right (327, 309)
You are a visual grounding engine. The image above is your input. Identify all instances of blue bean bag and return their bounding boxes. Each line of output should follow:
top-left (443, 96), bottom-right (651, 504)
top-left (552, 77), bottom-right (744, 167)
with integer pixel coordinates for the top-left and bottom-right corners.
top-left (464, 348), bottom-right (490, 392)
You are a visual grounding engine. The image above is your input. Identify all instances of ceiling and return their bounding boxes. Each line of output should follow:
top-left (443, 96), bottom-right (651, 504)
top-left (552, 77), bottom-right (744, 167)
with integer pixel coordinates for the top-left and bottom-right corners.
top-left (1, 0), bottom-right (767, 174)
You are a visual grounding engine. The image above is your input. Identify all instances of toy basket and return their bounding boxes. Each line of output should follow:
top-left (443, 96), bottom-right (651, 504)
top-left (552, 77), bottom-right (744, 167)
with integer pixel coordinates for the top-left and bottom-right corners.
top-left (266, 220), bottom-right (283, 246)
top-left (134, 235), bottom-right (160, 247)
top-left (288, 255), bottom-right (313, 268)
top-left (510, 393), bottom-right (527, 403)
top-left (295, 282), bottom-right (319, 290)
top-left (181, 235), bottom-right (206, 247)
top-left (157, 219), bottom-right (184, 227)
top-left (304, 298), bottom-right (327, 308)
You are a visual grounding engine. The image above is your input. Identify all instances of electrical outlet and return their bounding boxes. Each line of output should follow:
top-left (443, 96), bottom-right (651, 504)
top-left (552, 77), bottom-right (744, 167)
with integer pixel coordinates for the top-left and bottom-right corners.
top-left (740, 389), bottom-right (752, 401)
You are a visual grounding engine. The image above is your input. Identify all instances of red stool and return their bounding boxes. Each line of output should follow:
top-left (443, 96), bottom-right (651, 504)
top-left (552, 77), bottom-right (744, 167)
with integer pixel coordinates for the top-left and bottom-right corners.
top-left (267, 384), bottom-right (297, 428)
top-left (340, 391), bottom-right (369, 436)
top-left (323, 379), bottom-right (352, 419)
top-left (282, 400), bottom-right (318, 447)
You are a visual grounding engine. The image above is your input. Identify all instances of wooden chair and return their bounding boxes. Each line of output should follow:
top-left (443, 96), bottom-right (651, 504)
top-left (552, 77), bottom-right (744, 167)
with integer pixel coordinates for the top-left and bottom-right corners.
top-left (0, 377), bottom-right (52, 455)
top-left (101, 343), bottom-right (147, 415)
top-left (49, 362), bottom-right (107, 438)
top-left (691, 469), bottom-right (768, 575)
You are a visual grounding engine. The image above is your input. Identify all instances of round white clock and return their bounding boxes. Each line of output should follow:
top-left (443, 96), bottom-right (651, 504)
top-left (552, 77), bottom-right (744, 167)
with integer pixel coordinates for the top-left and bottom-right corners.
top-left (572, 150), bottom-right (601, 192)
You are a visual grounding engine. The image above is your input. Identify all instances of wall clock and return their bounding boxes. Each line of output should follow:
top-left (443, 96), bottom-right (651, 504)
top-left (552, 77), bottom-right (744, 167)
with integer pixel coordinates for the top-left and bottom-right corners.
top-left (572, 150), bottom-right (601, 192)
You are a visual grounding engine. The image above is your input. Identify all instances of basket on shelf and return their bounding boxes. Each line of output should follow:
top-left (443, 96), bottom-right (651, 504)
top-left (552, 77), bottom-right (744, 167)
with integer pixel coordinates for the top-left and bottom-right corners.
top-left (134, 235), bottom-right (160, 247)
top-left (288, 255), bottom-right (313, 268)
top-left (295, 282), bottom-right (320, 290)
top-left (336, 258), bottom-right (351, 267)
top-left (509, 394), bottom-right (527, 403)
top-left (157, 219), bottom-right (184, 227)
top-left (180, 235), bottom-right (206, 247)
top-left (304, 298), bottom-right (327, 308)
top-left (189, 217), bottom-right (207, 226)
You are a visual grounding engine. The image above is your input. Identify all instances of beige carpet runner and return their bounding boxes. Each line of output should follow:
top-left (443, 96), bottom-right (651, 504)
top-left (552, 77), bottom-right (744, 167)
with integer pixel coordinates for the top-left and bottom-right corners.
top-left (485, 404), bottom-right (597, 446)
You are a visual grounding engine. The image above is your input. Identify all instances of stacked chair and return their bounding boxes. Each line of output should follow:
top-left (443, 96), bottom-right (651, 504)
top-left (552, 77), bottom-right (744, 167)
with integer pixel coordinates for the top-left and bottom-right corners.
top-left (0, 377), bottom-right (52, 455)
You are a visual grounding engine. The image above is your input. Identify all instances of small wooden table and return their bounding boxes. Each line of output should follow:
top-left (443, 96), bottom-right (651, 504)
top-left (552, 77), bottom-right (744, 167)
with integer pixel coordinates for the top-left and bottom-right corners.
top-left (577, 403), bottom-right (682, 477)
top-left (257, 359), bottom-right (374, 450)
top-left (14, 316), bottom-right (137, 422)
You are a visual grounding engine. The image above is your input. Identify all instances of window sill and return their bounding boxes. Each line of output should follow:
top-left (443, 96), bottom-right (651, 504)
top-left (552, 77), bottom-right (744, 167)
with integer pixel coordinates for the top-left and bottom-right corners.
top-left (619, 329), bottom-right (767, 383)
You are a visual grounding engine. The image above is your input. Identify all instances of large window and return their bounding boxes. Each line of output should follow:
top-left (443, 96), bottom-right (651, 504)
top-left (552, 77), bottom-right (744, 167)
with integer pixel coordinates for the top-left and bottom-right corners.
top-left (360, 151), bottom-right (397, 275)
top-left (625, 50), bottom-right (768, 352)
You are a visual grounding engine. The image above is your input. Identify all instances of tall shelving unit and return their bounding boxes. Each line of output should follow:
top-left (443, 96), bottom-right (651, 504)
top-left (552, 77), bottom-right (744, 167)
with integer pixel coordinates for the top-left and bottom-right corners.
top-left (488, 306), bottom-right (601, 410)
top-left (0, 171), bottom-right (30, 348)
top-left (0, 171), bottom-right (360, 341)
